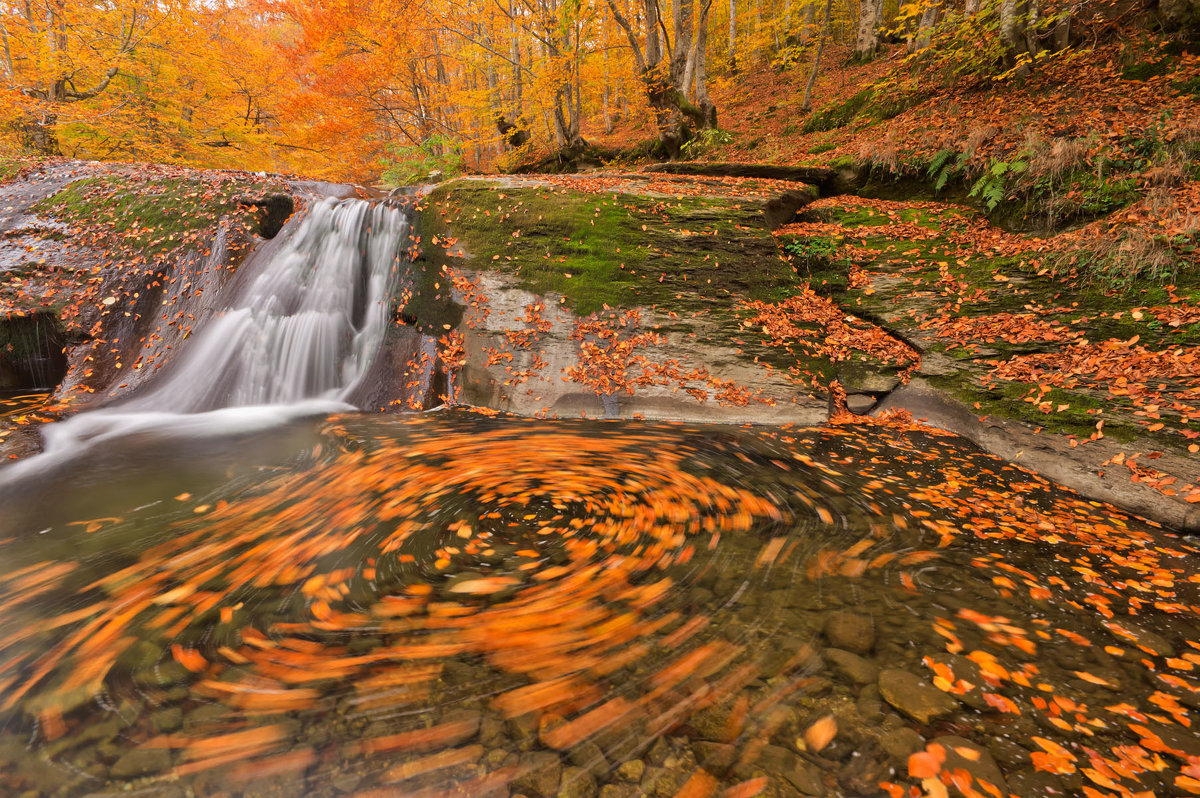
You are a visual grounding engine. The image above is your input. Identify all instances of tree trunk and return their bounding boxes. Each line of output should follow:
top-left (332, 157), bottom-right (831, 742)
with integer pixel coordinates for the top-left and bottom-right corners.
top-left (510, 4), bottom-right (522, 111)
top-left (18, 113), bottom-right (59, 155)
top-left (1000, 0), bottom-right (1025, 60)
top-left (801, 1), bottom-right (816, 41)
top-left (1052, 6), bottom-right (1072, 50)
top-left (964, 0), bottom-right (981, 14)
top-left (1023, 0), bottom-right (1041, 57)
top-left (672, 0), bottom-right (694, 86)
top-left (694, 0), bottom-right (716, 128)
top-left (1000, 0), bottom-right (1038, 75)
top-left (801, 0), bottom-right (834, 111)
top-left (728, 0), bottom-right (737, 70)
top-left (854, 0), bottom-right (881, 59)
top-left (1159, 0), bottom-right (1196, 30)
top-left (913, 0), bottom-right (941, 51)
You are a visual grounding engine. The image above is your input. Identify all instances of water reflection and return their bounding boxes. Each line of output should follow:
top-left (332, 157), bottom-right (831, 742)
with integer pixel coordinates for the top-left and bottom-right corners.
top-left (1, 412), bottom-right (1197, 798)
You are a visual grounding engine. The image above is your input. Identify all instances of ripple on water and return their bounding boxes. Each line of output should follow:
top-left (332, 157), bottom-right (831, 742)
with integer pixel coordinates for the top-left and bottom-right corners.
top-left (0, 412), bottom-right (1198, 798)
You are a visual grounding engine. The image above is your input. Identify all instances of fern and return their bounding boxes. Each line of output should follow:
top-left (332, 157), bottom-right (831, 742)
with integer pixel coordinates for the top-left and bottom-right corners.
top-left (968, 158), bottom-right (1028, 211)
top-left (927, 148), bottom-right (955, 180)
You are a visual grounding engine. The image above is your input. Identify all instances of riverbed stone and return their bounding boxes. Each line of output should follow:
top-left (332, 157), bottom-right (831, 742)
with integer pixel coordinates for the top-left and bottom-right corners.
top-left (750, 745), bottom-right (824, 795)
top-left (932, 736), bottom-right (1006, 798)
top-left (150, 706), bottom-right (183, 734)
top-left (692, 741), bottom-right (737, 775)
top-left (923, 653), bottom-right (988, 710)
top-left (513, 751), bottom-right (562, 798)
top-left (598, 786), bottom-right (639, 798)
top-left (825, 648), bottom-right (878, 685)
top-left (109, 748), bottom-right (171, 779)
top-left (132, 660), bottom-right (190, 688)
top-left (689, 701), bottom-right (737, 742)
top-left (616, 759), bottom-right (644, 782)
top-left (480, 713), bottom-right (505, 747)
top-left (567, 741), bottom-right (608, 779)
top-left (440, 709), bottom-right (481, 745)
top-left (1104, 620), bottom-right (1175, 657)
top-left (878, 727), bottom-right (925, 764)
top-left (877, 669), bottom-right (959, 725)
top-left (557, 766), bottom-right (597, 798)
top-left (823, 611), bottom-right (874, 654)
top-left (640, 766), bottom-right (685, 798)
top-left (1006, 768), bottom-right (1065, 798)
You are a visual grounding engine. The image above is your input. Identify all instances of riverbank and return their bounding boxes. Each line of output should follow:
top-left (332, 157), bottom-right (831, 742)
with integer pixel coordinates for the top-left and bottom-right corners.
top-left (2, 159), bottom-right (1198, 534)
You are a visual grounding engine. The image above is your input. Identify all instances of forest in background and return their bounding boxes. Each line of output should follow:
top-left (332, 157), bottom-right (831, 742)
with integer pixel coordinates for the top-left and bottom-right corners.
top-left (0, 0), bottom-right (1195, 183)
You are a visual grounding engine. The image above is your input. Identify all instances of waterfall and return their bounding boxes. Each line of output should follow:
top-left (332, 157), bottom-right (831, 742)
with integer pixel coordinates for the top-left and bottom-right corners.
top-left (8, 197), bottom-right (408, 467)
top-left (119, 198), bottom-right (405, 412)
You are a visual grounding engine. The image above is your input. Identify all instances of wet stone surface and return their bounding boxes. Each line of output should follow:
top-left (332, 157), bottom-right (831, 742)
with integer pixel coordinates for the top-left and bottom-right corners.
top-left (0, 413), bottom-right (1198, 797)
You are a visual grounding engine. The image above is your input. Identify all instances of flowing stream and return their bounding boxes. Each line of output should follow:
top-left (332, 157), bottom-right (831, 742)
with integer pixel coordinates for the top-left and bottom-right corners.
top-left (2, 197), bottom-right (408, 481)
top-left (1, 199), bottom-right (1199, 798)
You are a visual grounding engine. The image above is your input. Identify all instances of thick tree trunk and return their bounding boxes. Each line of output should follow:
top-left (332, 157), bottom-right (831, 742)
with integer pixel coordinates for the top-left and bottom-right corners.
top-left (1000, 0), bottom-right (1039, 75)
top-left (854, 0), bottom-right (881, 59)
top-left (672, 0), bottom-right (694, 86)
top-left (1159, 0), bottom-right (1196, 29)
top-left (801, 2), bottom-right (816, 41)
top-left (693, 0), bottom-right (716, 128)
top-left (18, 113), bottom-right (59, 155)
top-left (913, 0), bottom-right (942, 51)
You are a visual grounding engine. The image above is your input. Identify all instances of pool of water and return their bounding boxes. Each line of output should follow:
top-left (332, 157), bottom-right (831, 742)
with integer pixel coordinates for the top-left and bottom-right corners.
top-left (1, 412), bottom-right (1197, 797)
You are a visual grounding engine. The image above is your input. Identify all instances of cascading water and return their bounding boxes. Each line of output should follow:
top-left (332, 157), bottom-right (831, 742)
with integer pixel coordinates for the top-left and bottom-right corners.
top-left (5, 196), bottom-right (409, 473)
top-left (121, 198), bottom-right (405, 412)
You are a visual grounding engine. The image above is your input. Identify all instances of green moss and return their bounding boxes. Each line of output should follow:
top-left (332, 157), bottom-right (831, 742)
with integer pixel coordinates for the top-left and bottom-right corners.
top-left (36, 175), bottom-right (278, 258)
top-left (0, 158), bottom-right (31, 184)
top-left (1121, 58), bottom-right (1172, 81)
top-left (802, 88), bottom-right (872, 134)
top-left (421, 181), bottom-right (798, 316)
top-left (1172, 75), bottom-right (1200, 97)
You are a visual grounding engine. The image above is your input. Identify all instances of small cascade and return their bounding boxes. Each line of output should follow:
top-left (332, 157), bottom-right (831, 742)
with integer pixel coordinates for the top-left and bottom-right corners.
top-left (121, 198), bottom-right (407, 412)
top-left (9, 197), bottom-right (410, 466)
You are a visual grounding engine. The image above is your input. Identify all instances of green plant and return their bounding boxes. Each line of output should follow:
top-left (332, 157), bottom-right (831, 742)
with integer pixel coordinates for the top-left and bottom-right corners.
top-left (809, 141), bottom-right (837, 155)
top-left (1172, 75), bottom-right (1200, 98)
top-left (969, 158), bottom-right (1027, 211)
top-left (926, 148), bottom-right (969, 192)
top-left (382, 134), bottom-right (466, 185)
top-left (783, 237), bottom-right (839, 266)
top-left (680, 128), bottom-right (734, 157)
top-left (802, 88), bottom-right (872, 134)
top-left (1121, 58), bottom-right (1171, 81)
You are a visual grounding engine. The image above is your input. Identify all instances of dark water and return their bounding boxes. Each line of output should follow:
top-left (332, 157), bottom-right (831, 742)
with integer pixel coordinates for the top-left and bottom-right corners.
top-left (1, 412), bottom-right (1198, 798)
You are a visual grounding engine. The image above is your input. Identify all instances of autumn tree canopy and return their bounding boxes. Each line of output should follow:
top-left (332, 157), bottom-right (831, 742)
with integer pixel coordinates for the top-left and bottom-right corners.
top-left (0, 0), bottom-right (1191, 180)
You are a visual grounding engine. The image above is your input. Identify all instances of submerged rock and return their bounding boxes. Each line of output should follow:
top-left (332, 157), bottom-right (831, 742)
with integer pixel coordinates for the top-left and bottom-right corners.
top-left (931, 736), bottom-right (1007, 798)
top-left (823, 611), bottom-right (875, 654)
top-left (109, 747), bottom-right (171, 779)
top-left (877, 669), bottom-right (959, 725)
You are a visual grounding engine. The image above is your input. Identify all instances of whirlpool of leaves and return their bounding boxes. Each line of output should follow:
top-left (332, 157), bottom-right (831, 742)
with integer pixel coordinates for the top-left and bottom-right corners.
top-left (1, 413), bottom-right (1198, 797)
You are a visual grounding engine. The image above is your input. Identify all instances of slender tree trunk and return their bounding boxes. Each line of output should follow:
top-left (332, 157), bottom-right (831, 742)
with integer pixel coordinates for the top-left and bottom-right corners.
top-left (964, 0), bottom-right (981, 14)
top-left (801, 0), bottom-right (834, 111)
top-left (1052, 3), bottom-right (1073, 50)
top-left (510, 3), bottom-right (522, 112)
top-left (728, 0), bottom-right (737, 70)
